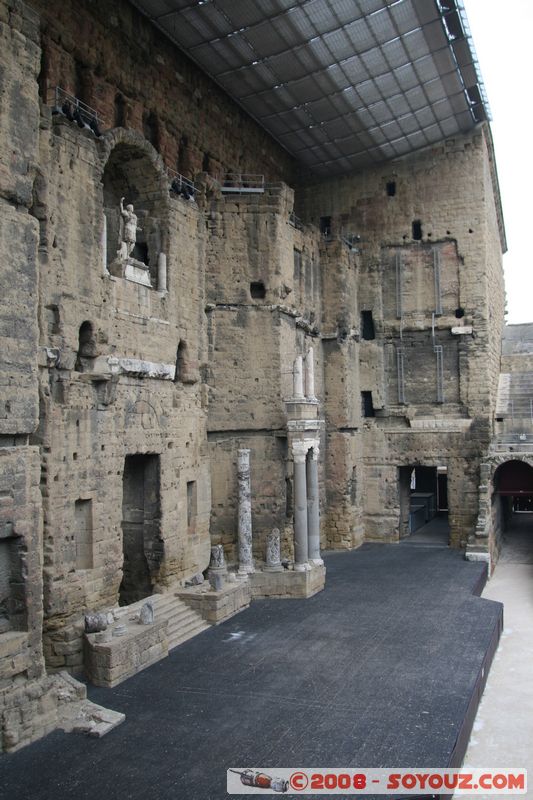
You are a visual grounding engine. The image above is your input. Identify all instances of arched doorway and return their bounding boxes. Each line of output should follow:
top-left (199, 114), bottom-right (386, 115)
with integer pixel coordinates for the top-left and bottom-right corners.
top-left (493, 460), bottom-right (533, 562)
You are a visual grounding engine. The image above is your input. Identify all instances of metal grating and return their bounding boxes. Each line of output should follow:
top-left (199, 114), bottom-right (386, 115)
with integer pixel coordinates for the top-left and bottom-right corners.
top-left (130, 0), bottom-right (491, 175)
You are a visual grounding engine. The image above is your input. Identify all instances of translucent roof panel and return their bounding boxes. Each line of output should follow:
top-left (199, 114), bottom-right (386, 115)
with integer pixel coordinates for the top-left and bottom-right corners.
top-left (130, 0), bottom-right (490, 174)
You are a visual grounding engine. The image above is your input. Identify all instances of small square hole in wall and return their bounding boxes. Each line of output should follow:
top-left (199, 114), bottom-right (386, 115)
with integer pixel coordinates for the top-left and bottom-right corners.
top-left (386, 181), bottom-right (396, 197)
top-left (250, 281), bottom-right (266, 299)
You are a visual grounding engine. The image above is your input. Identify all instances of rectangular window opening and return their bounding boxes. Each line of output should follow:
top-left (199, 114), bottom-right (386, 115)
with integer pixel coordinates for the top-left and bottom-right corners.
top-left (361, 310), bottom-right (375, 340)
top-left (187, 481), bottom-right (197, 532)
top-left (361, 391), bottom-right (375, 418)
top-left (319, 216), bottom-right (332, 239)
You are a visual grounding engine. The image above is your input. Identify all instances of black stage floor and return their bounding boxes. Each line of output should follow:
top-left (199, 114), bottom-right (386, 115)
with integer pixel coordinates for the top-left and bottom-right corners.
top-left (0, 544), bottom-right (503, 800)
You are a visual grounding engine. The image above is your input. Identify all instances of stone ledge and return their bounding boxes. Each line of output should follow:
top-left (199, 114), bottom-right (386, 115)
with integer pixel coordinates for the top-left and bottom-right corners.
top-left (250, 564), bottom-right (326, 599)
top-left (177, 582), bottom-right (251, 625)
top-left (84, 619), bottom-right (168, 688)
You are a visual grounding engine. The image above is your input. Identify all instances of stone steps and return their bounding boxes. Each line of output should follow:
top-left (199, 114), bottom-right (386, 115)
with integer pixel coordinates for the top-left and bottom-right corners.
top-left (150, 594), bottom-right (209, 652)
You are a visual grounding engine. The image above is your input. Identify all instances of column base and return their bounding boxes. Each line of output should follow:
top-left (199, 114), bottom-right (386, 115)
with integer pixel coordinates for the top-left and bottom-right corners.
top-left (294, 562), bottom-right (311, 572)
top-left (309, 557), bottom-right (324, 566)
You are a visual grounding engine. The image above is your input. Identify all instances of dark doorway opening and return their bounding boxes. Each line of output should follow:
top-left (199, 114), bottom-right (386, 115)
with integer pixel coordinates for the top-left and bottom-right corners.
top-left (493, 460), bottom-right (533, 562)
top-left (399, 465), bottom-right (449, 545)
top-left (120, 454), bottom-right (161, 606)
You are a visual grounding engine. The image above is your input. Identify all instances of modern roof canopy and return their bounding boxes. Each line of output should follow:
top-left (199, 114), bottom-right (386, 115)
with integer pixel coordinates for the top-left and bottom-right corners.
top-left (131, 0), bottom-right (490, 176)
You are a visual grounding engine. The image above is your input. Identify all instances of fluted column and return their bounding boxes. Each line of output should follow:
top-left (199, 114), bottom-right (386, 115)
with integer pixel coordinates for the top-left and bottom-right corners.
top-left (293, 442), bottom-right (309, 571)
top-left (307, 444), bottom-right (322, 564)
top-left (237, 449), bottom-right (254, 574)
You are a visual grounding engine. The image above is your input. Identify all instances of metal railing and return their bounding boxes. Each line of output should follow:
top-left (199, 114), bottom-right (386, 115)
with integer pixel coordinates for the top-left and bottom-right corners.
top-left (167, 167), bottom-right (196, 200)
top-left (396, 347), bottom-right (406, 404)
top-left (340, 232), bottom-right (361, 252)
top-left (289, 210), bottom-right (303, 230)
top-left (219, 173), bottom-right (265, 193)
top-left (433, 246), bottom-right (442, 315)
top-left (395, 250), bottom-right (403, 320)
top-left (51, 87), bottom-right (102, 136)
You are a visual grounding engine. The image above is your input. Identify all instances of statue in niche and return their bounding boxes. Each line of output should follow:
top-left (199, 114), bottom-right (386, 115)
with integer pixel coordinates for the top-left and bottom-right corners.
top-left (118, 197), bottom-right (142, 259)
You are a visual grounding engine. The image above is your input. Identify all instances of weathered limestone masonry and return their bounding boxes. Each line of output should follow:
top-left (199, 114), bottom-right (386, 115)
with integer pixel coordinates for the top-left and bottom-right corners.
top-left (205, 184), bottom-right (326, 564)
top-left (36, 118), bottom-right (212, 672)
top-left (0, 0), bottom-right (507, 753)
top-left (0, 0), bottom-right (96, 754)
top-left (298, 128), bottom-right (505, 549)
top-left (469, 324), bottom-right (533, 566)
top-left (30, 0), bottom-right (296, 184)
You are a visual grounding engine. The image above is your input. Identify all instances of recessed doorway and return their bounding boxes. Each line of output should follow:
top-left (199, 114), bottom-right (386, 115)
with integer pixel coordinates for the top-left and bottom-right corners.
top-left (120, 454), bottom-right (161, 605)
top-left (399, 465), bottom-right (449, 545)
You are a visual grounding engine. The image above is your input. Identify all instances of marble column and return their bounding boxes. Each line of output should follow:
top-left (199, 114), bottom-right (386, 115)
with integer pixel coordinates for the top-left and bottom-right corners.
top-left (237, 449), bottom-right (254, 574)
top-left (101, 214), bottom-right (108, 275)
top-left (265, 528), bottom-right (283, 572)
top-left (158, 252), bottom-right (167, 293)
top-left (305, 347), bottom-right (316, 400)
top-left (307, 445), bottom-right (322, 564)
top-left (293, 442), bottom-right (309, 571)
top-left (293, 355), bottom-right (304, 399)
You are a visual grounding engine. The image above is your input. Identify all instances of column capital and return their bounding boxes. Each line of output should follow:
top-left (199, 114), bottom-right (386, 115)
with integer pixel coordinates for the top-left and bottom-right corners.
top-left (292, 441), bottom-right (309, 463)
top-left (308, 441), bottom-right (320, 460)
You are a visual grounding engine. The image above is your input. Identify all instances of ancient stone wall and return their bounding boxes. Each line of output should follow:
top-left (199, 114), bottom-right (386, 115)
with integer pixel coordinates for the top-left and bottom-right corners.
top-left (205, 186), bottom-right (326, 562)
top-left (34, 120), bottom-right (212, 671)
top-left (297, 128), bottom-right (505, 548)
top-left (0, 0), bottom-right (55, 752)
top-left (30, 0), bottom-right (296, 183)
top-left (0, 0), bottom-right (508, 753)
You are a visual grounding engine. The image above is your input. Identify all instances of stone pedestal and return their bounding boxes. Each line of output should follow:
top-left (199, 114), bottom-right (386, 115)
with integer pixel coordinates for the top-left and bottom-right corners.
top-left (108, 256), bottom-right (152, 287)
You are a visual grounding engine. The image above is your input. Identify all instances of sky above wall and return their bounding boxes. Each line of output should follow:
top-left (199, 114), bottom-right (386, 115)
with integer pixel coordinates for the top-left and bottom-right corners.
top-left (464, 0), bottom-right (533, 325)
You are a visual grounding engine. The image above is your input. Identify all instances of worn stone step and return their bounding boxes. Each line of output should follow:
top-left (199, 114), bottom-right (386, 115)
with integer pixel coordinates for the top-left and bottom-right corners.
top-left (166, 608), bottom-right (200, 629)
top-left (167, 608), bottom-right (207, 633)
top-left (168, 620), bottom-right (210, 652)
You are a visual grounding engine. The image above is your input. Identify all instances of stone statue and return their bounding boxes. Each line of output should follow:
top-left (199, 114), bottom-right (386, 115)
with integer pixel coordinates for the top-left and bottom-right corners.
top-left (84, 612), bottom-right (108, 634)
top-left (119, 197), bottom-right (142, 258)
top-left (139, 600), bottom-right (154, 625)
top-left (265, 528), bottom-right (283, 572)
top-left (209, 544), bottom-right (226, 571)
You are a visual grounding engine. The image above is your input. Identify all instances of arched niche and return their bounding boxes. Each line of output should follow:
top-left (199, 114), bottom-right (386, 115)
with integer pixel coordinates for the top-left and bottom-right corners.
top-left (493, 459), bottom-right (533, 497)
top-left (100, 131), bottom-right (169, 288)
top-left (75, 320), bottom-right (97, 372)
